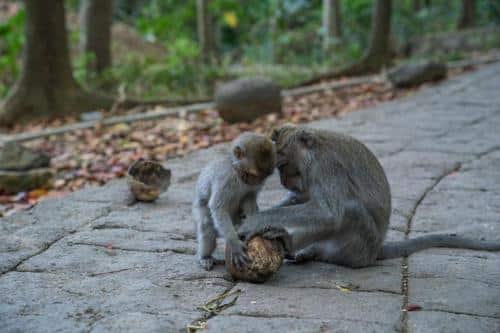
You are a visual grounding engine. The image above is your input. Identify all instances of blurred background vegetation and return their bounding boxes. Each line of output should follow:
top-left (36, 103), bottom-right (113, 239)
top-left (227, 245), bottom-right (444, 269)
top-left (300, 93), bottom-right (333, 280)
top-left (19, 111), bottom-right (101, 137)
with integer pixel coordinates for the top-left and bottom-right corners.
top-left (1, 0), bottom-right (499, 101)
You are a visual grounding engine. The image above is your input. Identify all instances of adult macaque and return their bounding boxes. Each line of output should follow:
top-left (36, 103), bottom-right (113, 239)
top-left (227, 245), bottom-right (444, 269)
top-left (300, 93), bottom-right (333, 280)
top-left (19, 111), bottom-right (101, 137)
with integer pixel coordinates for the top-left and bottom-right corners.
top-left (193, 132), bottom-right (276, 270)
top-left (238, 124), bottom-right (500, 268)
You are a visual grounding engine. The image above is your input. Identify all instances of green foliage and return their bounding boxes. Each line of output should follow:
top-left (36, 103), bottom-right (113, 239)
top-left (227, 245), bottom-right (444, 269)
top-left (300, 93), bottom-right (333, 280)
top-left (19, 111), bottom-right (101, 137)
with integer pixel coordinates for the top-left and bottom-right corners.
top-left (79, 38), bottom-right (226, 99)
top-left (73, 52), bottom-right (97, 84)
top-left (1, 0), bottom-right (500, 101)
top-left (479, 0), bottom-right (500, 24)
top-left (136, 0), bottom-right (197, 42)
top-left (0, 9), bottom-right (25, 97)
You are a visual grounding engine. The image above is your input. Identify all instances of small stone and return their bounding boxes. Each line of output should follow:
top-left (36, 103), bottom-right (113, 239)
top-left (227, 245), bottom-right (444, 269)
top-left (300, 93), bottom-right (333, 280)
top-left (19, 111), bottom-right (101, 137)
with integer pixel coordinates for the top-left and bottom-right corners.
top-left (388, 61), bottom-right (447, 88)
top-left (127, 159), bottom-right (171, 202)
top-left (215, 78), bottom-right (282, 123)
top-left (0, 168), bottom-right (53, 194)
top-left (0, 142), bottom-right (50, 171)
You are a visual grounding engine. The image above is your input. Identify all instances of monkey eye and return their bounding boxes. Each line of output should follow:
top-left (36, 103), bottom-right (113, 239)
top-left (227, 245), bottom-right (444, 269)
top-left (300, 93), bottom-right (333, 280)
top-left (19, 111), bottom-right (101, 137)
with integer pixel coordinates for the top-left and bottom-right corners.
top-left (233, 146), bottom-right (245, 160)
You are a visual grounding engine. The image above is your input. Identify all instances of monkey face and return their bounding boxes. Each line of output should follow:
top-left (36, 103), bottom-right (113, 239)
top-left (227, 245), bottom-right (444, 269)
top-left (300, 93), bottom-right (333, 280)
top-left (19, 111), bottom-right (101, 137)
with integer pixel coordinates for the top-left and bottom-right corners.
top-left (231, 133), bottom-right (276, 186)
top-left (278, 162), bottom-right (304, 193)
top-left (271, 125), bottom-right (313, 194)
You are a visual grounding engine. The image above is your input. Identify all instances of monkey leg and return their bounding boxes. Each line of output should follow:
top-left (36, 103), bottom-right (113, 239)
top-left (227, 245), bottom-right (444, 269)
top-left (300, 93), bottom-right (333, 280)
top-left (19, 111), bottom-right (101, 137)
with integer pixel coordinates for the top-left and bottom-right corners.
top-left (293, 240), bottom-right (343, 264)
top-left (293, 244), bottom-right (321, 263)
top-left (194, 205), bottom-right (218, 271)
top-left (292, 201), bottom-right (381, 268)
top-left (311, 239), bottom-right (371, 268)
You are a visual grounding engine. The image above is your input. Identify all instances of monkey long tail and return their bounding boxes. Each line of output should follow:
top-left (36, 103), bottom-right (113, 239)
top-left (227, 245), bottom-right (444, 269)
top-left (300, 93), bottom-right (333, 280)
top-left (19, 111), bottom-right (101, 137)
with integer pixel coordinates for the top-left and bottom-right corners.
top-left (377, 234), bottom-right (500, 260)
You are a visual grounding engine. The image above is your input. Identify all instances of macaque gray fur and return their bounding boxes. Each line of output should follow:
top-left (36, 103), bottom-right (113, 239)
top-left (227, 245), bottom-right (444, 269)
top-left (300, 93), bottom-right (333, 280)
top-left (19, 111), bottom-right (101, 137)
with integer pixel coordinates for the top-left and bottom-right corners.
top-left (239, 124), bottom-right (500, 268)
top-left (193, 132), bottom-right (276, 270)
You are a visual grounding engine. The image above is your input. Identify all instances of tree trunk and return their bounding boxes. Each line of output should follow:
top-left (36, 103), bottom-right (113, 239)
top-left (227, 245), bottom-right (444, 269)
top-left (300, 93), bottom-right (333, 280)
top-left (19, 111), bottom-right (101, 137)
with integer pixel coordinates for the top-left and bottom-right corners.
top-left (196, 0), bottom-right (215, 64)
top-left (323, 0), bottom-right (342, 49)
top-left (0, 0), bottom-right (113, 126)
top-left (361, 0), bottom-right (392, 70)
top-left (80, 0), bottom-right (113, 72)
top-left (457, 0), bottom-right (475, 30)
top-left (413, 0), bottom-right (421, 11)
top-left (114, 0), bottom-right (141, 19)
top-left (298, 0), bottom-right (392, 85)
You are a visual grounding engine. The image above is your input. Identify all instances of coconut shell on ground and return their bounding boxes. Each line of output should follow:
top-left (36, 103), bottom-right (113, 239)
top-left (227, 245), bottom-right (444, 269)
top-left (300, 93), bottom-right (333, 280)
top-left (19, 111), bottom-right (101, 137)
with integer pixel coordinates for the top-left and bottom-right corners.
top-left (225, 235), bottom-right (285, 283)
top-left (214, 78), bottom-right (282, 123)
top-left (127, 159), bottom-right (171, 202)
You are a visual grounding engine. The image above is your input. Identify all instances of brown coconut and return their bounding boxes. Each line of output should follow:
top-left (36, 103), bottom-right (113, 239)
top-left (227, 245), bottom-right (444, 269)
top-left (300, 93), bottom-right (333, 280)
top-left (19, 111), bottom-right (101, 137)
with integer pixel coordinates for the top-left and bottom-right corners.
top-left (127, 159), bottom-right (171, 202)
top-left (225, 236), bottom-right (285, 283)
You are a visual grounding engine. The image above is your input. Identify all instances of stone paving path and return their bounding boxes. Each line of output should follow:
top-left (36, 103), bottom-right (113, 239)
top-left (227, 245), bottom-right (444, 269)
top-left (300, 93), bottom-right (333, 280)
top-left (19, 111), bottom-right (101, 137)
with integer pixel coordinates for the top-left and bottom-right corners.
top-left (1, 64), bottom-right (500, 333)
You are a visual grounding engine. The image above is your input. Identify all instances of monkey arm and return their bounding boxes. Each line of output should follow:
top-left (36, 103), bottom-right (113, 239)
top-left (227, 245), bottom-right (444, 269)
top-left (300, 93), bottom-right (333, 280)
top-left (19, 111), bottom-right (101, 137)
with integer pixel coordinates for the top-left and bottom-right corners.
top-left (239, 201), bottom-right (343, 252)
top-left (209, 205), bottom-right (239, 241)
top-left (241, 193), bottom-right (259, 216)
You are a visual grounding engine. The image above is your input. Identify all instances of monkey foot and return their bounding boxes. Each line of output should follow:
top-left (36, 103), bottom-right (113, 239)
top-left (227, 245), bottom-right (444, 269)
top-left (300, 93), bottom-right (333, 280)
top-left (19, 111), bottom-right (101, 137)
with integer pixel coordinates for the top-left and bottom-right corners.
top-left (292, 250), bottom-right (316, 264)
top-left (199, 257), bottom-right (215, 271)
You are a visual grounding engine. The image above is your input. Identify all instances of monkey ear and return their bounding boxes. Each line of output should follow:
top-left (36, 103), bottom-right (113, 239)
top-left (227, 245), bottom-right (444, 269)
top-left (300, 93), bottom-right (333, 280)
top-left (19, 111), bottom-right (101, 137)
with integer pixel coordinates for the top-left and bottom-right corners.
top-left (298, 131), bottom-right (315, 148)
top-left (233, 146), bottom-right (245, 159)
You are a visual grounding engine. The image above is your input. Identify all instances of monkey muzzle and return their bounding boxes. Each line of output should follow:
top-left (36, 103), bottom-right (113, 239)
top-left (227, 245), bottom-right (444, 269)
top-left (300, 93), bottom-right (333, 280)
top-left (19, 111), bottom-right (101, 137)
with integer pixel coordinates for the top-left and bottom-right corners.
top-left (278, 163), bottom-right (302, 193)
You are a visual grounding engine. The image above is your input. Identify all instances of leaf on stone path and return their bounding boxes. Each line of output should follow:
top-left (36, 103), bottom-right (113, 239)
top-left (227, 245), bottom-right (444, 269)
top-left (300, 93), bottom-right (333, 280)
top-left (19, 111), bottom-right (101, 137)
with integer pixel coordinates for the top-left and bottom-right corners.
top-left (335, 282), bottom-right (359, 292)
top-left (186, 320), bottom-right (207, 333)
top-left (53, 179), bottom-right (66, 189)
top-left (12, 192), bottom-right (28, 202)
top-left (404, 304), bottom-right (422, 311)
top-left (28, 188), bottom-right (48, 200)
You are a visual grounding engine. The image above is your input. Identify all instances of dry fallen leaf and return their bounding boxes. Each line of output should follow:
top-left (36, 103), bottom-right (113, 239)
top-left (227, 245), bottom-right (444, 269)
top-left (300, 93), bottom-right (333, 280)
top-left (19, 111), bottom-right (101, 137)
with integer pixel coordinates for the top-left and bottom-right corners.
top-left (404, 304), bottom-right (422, 312)
top-left (28, 188), bottom-right (49, 200)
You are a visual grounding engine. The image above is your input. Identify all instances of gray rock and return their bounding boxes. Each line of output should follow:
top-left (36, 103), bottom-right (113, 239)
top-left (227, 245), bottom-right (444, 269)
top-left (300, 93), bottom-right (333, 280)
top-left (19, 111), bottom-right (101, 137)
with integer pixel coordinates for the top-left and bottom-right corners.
top-left (0, 142), bottom-right (52, 193)
top-left (0, 142), bottom-right (50, 171)
top-left (215, 78), bottom-right (282, 123)
top-left (0, 168), bottom-right (53, 193)
top-left (388, 61), bottom-right (447, 88)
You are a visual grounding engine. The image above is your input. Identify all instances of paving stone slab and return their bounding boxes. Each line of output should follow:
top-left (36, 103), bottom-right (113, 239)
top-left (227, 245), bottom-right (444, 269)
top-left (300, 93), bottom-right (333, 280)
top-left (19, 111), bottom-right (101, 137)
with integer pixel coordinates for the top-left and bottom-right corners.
top-left (408, 311), bottom-right (500, 333)
top-left (408, 113), bottom-right (500, 156)
top-left (224, 283), bottom-right (402, 325)
top-left (66, 228), bottom-right (197, 255)
top-left (268, 259), bottom-right (402, 294)
top-left (408, 250), bottom-right (500, 318)
top-left (205, 315), bottom-right (398, 333)
top-left (91, 311), bottom-right (195, 333)
top-left (17, 241), bottom-right (223, 281)
top-left (91, 202), bottom-right (195, 237)
top-left (0, 199), bottom-right (111, 273)
top-left (412, 188), bottom-right (500, 232)
top-left (0, 271), bottom-right (222, 333)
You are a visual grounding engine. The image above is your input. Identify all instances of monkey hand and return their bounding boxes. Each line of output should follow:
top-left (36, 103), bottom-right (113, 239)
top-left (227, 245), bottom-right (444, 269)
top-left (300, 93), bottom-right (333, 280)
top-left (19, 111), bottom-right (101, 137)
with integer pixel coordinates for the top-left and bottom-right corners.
top-left (237, 220), bottom-right (260, 243)
top-left (227, 239), bottom-right (250, 271)
top-left (239, 224), bottom-right (292, 255)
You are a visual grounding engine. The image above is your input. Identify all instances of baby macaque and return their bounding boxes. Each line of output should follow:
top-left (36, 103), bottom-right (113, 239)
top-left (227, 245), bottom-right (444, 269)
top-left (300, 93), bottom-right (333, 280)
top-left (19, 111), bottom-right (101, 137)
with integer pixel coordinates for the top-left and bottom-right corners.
top-left (193, 132), bottom-right (276, 271)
